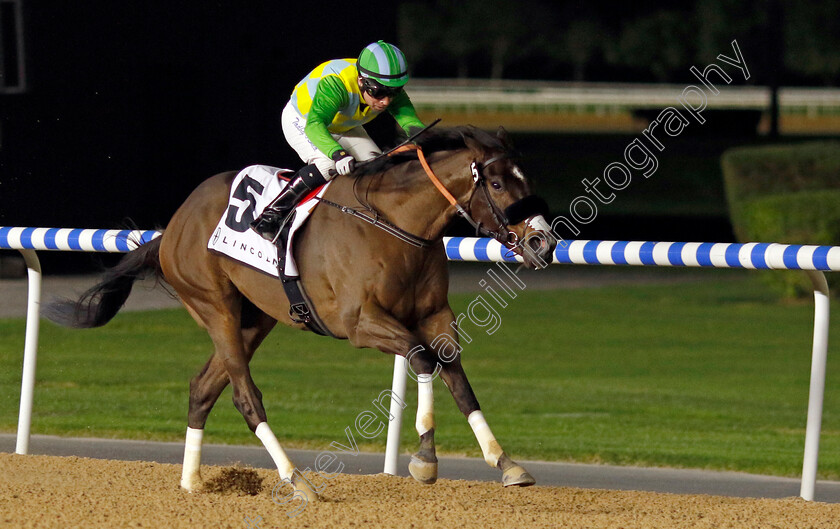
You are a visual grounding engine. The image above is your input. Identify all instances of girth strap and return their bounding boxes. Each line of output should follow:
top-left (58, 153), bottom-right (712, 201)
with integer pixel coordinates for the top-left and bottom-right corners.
top-left (275, 212), bottom-right (336, 337)
top-left (281, 277), bottom-right (336, 338)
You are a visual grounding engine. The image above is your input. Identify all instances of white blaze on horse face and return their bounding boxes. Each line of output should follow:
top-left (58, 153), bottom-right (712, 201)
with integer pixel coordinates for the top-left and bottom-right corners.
top-left (415, 373), bottom-right (435, 436)
top-left (468, 410), bottom-right (504, 467)
top-left (511, 165), bottom-right (527, 183)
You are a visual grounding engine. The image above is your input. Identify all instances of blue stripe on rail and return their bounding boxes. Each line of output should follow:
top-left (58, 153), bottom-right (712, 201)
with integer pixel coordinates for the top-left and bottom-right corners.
top-left (44, 228), bottom-right (60, 250)
top-left (20, 228), bottom-right (35, 250)
top-left (611, 241), bottom-right (628, 265)
top-left (115, 230), bottom-right (132, 252)
top-left (814, 246), bottom-right (831, 270)
top-left (445, 237), bottom-right (463, 260)
top-left (141, 231), bottom-right (159, 246)
top-left (583, 240), bottom-right (601, 264)
top-left (668, 242), bottom-right (685, 266)
top-left (725, 244), bottom-right (742, 268)
top-left (67, 229), bottom-right (84, 251)
top-left (639, 241), bottom-right (656, 265)
top-left (501, 245), bottom-right (518, 262)
top-left (91, 229), bottom-right (108, 252)
top-left (474, 237), bottom-right (490, 262)
top-left (0, 227), bottom-right (9, 248)
top-left (696, 242), bottom-right (714, 267)
top-left (751, 243), bottom-right (771, 269)
top-left (783, 245), bottom-right (802, 270)
top-left (554, 242), bottom-right (572, 264)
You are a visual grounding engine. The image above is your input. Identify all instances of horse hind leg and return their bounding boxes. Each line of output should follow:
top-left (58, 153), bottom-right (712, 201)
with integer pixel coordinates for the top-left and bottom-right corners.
top-left (180, 301), bottom-right (277, 491)
top-left (179, 297), bottom-right (319, 502)
top-left (467, 409), bottom-right (535, 487)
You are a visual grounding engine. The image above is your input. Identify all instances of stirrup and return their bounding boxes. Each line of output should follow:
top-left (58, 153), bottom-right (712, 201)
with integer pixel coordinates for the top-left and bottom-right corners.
top-left (251, 209), bottom-right (292, 243)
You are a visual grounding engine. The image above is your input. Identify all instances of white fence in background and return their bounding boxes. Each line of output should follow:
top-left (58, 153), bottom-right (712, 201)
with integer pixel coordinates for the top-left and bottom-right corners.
top-left (407, 79), bottom-right (840, 115)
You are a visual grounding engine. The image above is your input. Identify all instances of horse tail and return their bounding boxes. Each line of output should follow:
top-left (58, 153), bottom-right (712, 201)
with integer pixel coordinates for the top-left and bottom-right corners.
top-left (45, 236), bottom-right (165, 328)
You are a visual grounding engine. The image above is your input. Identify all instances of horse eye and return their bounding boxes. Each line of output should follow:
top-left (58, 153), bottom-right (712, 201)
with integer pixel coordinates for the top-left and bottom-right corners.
top-left (491, 181), bottom-right (503, 191)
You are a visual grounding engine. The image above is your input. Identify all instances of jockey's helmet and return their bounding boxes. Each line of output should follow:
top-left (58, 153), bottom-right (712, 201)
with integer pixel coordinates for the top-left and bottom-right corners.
top-left (357, 40), bottom-right (410, 88)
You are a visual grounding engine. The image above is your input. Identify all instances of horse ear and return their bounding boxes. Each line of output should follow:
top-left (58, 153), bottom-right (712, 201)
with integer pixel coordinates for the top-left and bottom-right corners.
top-left (496, 126), bottom-right (515, 151)
top-left (462, 133), bottom-right (487, 158)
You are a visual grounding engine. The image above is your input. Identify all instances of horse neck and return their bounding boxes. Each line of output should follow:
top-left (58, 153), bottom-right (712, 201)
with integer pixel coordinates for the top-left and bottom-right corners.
top-left (371, 149), bottom-right (475, 241)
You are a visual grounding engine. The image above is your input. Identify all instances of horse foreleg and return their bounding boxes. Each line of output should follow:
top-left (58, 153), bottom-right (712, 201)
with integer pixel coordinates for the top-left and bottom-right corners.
top-left (439, 358), bottom-right (535, 487)
top-left (348, 302), bottom-right (440, 484)
top-left (417, 310), bottom-right (535, 487)
top-left (407, 351), bottom-right (439, 484)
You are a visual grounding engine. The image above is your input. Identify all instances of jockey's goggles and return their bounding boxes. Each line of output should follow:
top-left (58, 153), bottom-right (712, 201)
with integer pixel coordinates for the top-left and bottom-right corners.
top-left (361, 78), bottom-right (402, 100)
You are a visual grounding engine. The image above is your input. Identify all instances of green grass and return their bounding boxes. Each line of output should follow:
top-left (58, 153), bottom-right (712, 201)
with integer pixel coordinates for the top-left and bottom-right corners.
top-left (1, 271), bottom-right (839, 479)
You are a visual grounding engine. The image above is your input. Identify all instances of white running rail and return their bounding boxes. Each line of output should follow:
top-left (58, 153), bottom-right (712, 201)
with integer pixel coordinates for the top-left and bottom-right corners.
top-left (1, 227), bottom-right (834, 501)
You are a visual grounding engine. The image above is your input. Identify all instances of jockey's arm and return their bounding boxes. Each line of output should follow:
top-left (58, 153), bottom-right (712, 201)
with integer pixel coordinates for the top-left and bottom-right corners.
top-left (304, 76), bottom-right (348, 158)
top-left (388, 90), bottom-right (425, 135)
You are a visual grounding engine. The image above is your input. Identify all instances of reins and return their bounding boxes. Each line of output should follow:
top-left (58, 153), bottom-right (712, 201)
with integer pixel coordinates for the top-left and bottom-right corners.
top-left (398, 144), bottom-right (517, 245)
top-left (316, 195), bottom-right (436, 248)
top-left (318, 142), bottom-right (516, 249)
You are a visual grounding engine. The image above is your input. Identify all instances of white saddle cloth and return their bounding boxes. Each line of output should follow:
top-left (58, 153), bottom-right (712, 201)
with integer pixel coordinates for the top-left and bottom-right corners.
top-left (207, 165), bottom-right (330, 278)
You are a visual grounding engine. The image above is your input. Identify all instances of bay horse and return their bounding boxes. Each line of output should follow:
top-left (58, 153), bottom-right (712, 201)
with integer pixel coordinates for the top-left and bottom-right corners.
top-left (47, 126), bottom-right (557, 502)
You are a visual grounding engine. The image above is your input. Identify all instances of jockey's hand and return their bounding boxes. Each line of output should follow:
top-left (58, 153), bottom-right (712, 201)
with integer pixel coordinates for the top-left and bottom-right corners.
top-left (332, 150), bottom-right (356, 176)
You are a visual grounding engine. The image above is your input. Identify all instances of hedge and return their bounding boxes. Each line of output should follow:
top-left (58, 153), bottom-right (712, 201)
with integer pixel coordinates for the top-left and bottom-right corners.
top-left (740, 190), bottom-right (840, 297)
top-left (721, 141), bottom-right (840, 298)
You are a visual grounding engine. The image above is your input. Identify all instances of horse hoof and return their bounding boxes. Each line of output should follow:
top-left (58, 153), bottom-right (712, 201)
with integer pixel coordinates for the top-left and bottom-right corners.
top-left (179, 477), bottom-right (204, 493)
top-left (502, 464), bottom-right (536, 487)
top-left (292, 476), bottom-right (321, 503)
top-left (409, 455), bottom-right (438, 484)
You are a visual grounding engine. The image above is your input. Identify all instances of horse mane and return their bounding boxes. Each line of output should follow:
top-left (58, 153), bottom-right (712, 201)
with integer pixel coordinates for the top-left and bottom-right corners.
top-left (355, 125), bottom-right (510, 177)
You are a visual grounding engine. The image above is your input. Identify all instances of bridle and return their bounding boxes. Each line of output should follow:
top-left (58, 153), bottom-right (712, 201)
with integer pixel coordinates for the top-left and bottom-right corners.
top-left (318, 143), bottom-right (548, 251)
top-left (467, 155), bottom-right (521, 246)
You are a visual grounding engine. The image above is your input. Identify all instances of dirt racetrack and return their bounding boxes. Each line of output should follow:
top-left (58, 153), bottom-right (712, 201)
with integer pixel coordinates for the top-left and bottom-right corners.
top-left (2, 453), bottom-right (839, 529)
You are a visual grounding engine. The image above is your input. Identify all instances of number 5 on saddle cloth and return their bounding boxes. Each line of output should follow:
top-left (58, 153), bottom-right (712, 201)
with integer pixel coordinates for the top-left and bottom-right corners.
top-left (208, 165), bottom-right (335, 337)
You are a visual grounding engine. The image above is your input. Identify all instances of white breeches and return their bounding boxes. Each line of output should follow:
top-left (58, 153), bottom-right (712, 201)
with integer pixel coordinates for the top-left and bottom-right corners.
top-left (281, 101), bottom-right (381, 180)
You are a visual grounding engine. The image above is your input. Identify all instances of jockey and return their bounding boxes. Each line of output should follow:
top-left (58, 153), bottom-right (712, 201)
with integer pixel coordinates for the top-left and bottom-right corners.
top-left (251, 40), bottom-right (426, 241)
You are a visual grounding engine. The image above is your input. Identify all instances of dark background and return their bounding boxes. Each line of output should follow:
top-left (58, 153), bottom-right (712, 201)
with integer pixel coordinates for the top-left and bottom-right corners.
top-left (1, 1), bottom-right (838, 273)
top-left (0, 1), bottom-right (401, 230)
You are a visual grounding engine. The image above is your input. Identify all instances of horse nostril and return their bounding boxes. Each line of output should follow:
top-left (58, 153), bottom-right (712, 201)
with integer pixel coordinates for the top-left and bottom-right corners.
top-left (528, 237), bottom-right (546, 254)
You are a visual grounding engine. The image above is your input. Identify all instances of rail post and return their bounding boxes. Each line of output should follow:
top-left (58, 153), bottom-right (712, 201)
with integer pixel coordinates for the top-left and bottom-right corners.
top-left (800, 270), bottom-right (830, 501)
top-left (15, 248), bottom-right (42, 454)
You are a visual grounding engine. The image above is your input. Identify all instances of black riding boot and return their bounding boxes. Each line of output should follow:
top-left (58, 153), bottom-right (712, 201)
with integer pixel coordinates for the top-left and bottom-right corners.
top-left (250, 164), bottom-right (327, 242)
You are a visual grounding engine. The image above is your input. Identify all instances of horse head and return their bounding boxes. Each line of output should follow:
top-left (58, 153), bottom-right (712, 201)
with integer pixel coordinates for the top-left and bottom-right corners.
top-left (460, 127), bottom-right (557, 270)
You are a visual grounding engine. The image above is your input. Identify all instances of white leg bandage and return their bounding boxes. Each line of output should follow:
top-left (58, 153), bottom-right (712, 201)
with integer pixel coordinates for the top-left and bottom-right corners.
top-left (468, 410), bottom-right (503, 467)
top-left (255, 422), bottom-right (296, 480)
top-left (180, 427), bottom-right (203, 490)
top-left (415, 373), bottom-right (435, 436)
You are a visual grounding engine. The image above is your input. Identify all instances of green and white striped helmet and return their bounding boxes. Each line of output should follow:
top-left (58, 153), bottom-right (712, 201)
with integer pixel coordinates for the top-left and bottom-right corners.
top-left (357, 40), bottom-right (409, 88)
